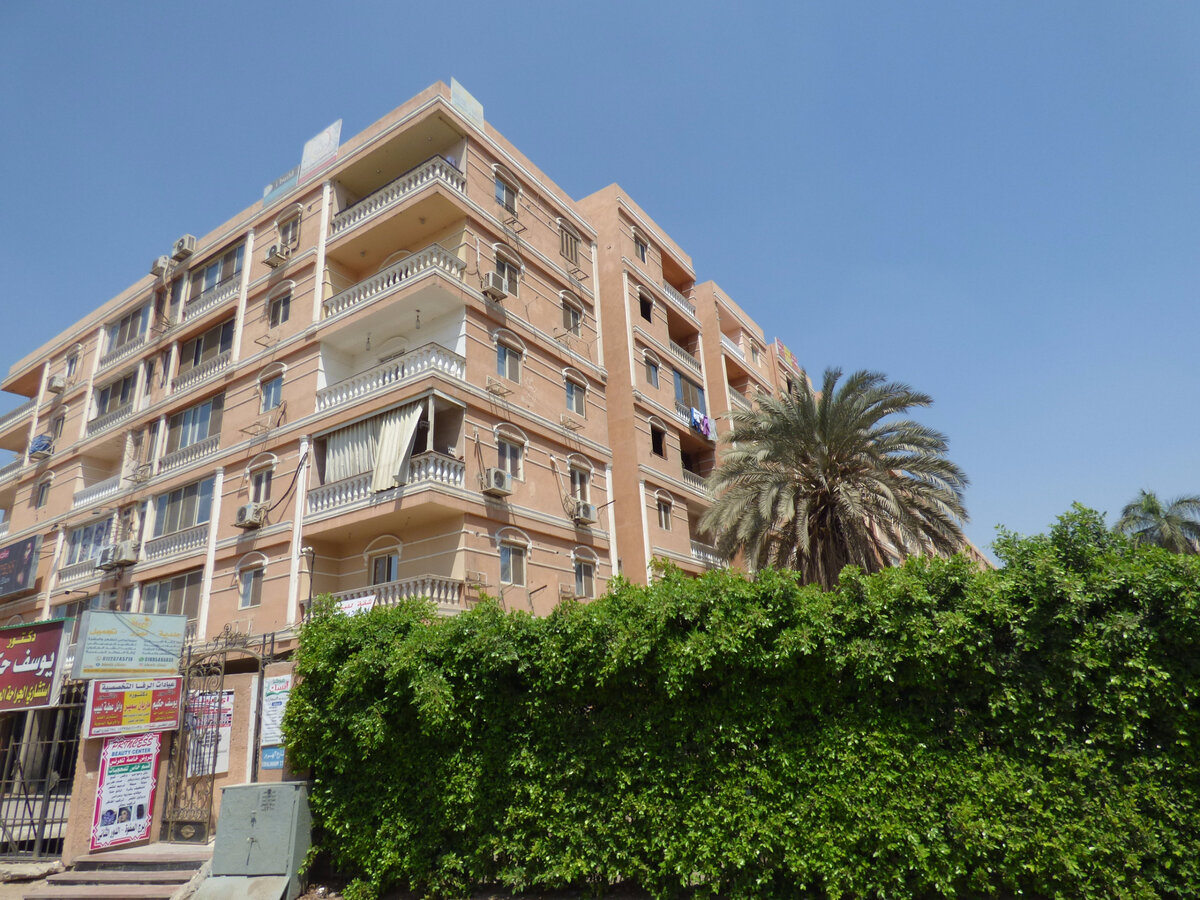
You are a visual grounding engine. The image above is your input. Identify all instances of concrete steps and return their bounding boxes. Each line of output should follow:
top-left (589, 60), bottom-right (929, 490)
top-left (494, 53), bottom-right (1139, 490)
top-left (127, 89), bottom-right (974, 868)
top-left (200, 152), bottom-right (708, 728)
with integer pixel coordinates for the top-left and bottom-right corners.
top-left (24, 844), bottom-right (211, 900)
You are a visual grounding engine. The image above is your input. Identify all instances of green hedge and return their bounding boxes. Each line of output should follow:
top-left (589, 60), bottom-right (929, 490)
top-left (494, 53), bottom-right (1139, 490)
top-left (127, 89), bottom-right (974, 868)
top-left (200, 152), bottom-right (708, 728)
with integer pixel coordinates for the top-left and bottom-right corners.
top-left (284, 507), bottom-right (1200, 899)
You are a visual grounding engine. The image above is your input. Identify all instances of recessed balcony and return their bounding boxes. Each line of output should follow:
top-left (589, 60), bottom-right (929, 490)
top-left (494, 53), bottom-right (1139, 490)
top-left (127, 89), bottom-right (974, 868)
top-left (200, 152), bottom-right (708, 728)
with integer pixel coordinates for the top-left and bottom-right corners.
top-left (668, 339), bottom-right (702, 375)
top-left (728, 386), bottom-right (752, 411)
top-left (159, 435), bottom-right (220, 474)
top-left (720, 333), bottom-right (744, 361)
top-left (316, 343), bottom-right (466, 413)
top-left (329, 156), bottom-right (466, 240)
top-left (172, 350), bottom-right (231, 394)
top-left (327, 574), bottom-right (466, 616)
top-left (661, 281), bottom-right (697, 318)
top-left (72, 473), bottom-right (123, 509)
top-left (690, 539), bottom-right (726, 569)
top-left (322, 244), bottom-right (466, 320)
top-left (307, 451), bottom-right (465, 517)
top-left (183, 279), bottom-right (239, 323)
top-left (0, 458), bottom-right (22, 484)
top-left (0, 399), bottom-right (34, 435)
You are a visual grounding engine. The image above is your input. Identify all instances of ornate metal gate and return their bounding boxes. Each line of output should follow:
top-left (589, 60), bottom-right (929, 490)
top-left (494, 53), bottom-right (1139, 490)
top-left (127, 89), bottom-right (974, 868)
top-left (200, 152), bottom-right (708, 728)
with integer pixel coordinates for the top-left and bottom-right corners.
top-left (160, 647), bottom-right (226, 843)
top-left (0, 683), bottom-right (85, 859)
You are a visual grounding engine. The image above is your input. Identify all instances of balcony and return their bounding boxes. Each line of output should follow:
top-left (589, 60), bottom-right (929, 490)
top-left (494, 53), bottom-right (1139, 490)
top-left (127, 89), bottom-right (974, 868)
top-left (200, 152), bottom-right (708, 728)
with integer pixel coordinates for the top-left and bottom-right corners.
top-left (668, 339), bottom-right (702, 375)
top-left (329, 156), bottom-right (466, 239)
top-left (144, 524), bottom-right (207, 562)
top-left (159, 435), bottom-right (219, 474)
top-left (661, 281), bottom-right (696, 318)
top-left (97, 334), bottom-right (147, 372)
top-left (690, 540), bottom-right (726, 569)
top-left (86, 402), bottom-right (134, 438)
top-left (0, 520), bottom-right (8, 539)
top-left (72, 474), bottom-right (123, 509)
top-left (327, 574), bottom-right (466, 615)
top-left (728, 386), bottom-right (752, 411)
top-left (322, 244), bottom-right (466, 319)
top-left (58, 558), bottom-right (100, 585)
top-left (316, 343), bottom-right (466, 413)
top-left (307, 451), bottom-right (465, 516)
top-left (183, 279), bottom-right (239, 323)
top-left (681, 469), bottom-right (712, 497)
top-left (720, 333), bottom-right (744, 361)
top-left (172, 350), bottom-right (231, 394)
top-left (0, 458), bottom-right (21, 484)
top-left (0, 399), bottom-right (34, 434)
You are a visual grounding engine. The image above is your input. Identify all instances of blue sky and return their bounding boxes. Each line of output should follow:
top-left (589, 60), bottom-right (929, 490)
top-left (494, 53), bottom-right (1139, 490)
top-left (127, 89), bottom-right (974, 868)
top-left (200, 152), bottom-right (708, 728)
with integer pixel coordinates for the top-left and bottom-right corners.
top-left (2, 2), bottom-right (1197, 554)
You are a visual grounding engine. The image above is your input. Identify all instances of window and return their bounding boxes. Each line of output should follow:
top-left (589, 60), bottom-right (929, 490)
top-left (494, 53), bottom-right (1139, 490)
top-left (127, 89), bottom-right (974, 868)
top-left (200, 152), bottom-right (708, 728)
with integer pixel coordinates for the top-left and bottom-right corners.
top-left (189, 243), bottom-right (244, 300)
top-left (645, 355), bottom-right (660, 388)
top-left (239, 567), bottom-right (263, 609)
top-left (673, 370), bottom-right (707, 415)
top-left (657, 497), bottom-right (672, 530)
top-left (566, 376), bottom-right (585, 420)
top-left (179, 319), bottom-right (235, 375)
top-left (33, 480), bottom-right (50, 509)
top-left (497, 439), bottom-right (523, 479)
top-left (559, 225), bottom-right (580, 265)
top-left (496, 256), bottom-right (520, 295)
top-left (261, 376), bottom-right (283, 412)
top-left (250, 469), bottom-right (273, 504)
top-left (494, 172), bottom-right (519, 215)
top-left (166, 394), bottom-right (223, 453)
top-left (65, 517), bottom-right (112, 565)
top-left (499, 543), bottom-right (526, 586)
top-left (370, 553), bottom-right (398, 585)
top-left (60, 591), bottom-right (124, 644)
top-left (496, 342), bottom-right (521, 383)
top-left (142, 569), bottom-right (202, 625)
top-left (562, 298), bottom-right (583, 337)
top-left (279, 216), bottom-right (300, 250)
top-left (750, 343), bottom-right (761, 364)
top-left (65, 351), bottom-right (79, 379)
top-left (269, 292), bottom-right (291, 327)
top-left (574, 559), bottom-right (595, 599)
top-left (651, 425), bottom-right (666, 458)
top-left (153, 477), bottom-right (214, 537)
top-left (639, 295), bottom-right (653, 322)
top-left (634, 236), bottom-right (648, 263)
top-left (570, 466), bottom-right (590, 503)
top-left (93, 373), bottom-right (136, 417)
top-left (50, 414), bottom-right (65, 440)
top-left (106, 304), bottom-right (149, 353)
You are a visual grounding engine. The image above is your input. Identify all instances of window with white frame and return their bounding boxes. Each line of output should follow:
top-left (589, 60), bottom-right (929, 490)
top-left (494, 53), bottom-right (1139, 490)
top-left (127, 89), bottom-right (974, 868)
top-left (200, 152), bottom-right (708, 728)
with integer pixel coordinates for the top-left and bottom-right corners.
top-left (239, 565), bottom-right (264, 609)
top-left (165, 393), bottom-right (223, 453)
top-left (559, 223), bottom-right (580, 265)
top-left (496, 339), bottom-right (522, 383)
top-left (268, 292), bottom-right (291, 328)
top-left (633, 232), bottom-right (648, 263)
top-left (570, 465), bottom-right (590, 503)
top-left (33, 479), bottom-right (50, 509)
top-left (278, 215), bottom-right (301, 250)
top-left (50, 414), bottom-right (65, 441)
top-left (499, 542), bottom-right (526, 587)
top-left (644, 351), bottom-right (660, 388)
top-left (574, 556), bottom-right (595, 599)
top-left (189, 243), bottom-right (244, 300)
top-left (153, 477), bottom-right (214, 537)
top-left (565, 372), bottom-right (587, 417)
top-left (561, 295), bottom-right (583, 337)
top-left (497, 438), bottom-right (523, 479)
top-left (370, 552), bottom-right (398, 585)
top-left (261, 375), bottom-right (283, 412)
top-left (142, 569), bottom-right (202, 624)
top-left (495, 249), bottom-right (521, 295)
top-left (93, 372), bottom-right (136, 418)
top-left (106, 304), bottom-right (150, 354)
top-left (65, 350), bottom-right (79, 379)
top-left (65, 516), bottom-right (112, 565)
top-left (657, 495), bottom-right (672, 530)
top-left (179, 319), bottom-right (234, 376)
top-left (494, 169), bottom-right (519, 215)
top-left (250, 468), bottom-right (273, 504)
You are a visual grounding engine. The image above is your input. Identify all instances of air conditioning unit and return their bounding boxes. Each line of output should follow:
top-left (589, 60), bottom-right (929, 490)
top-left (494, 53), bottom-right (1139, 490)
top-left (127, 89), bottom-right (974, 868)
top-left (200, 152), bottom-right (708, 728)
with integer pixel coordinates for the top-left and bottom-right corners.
top-left (96, 541), bottom-right (138, 571)
top-left (150, 255), bottom-right (171, 277)
top-left (47, 374), bottom-right (66, 394)
top-left (234, 502), bottom-right (268, 529)
top-left (481, 271), bottom-right (508, 302)
top-left (560, 414), bottom-right (583, 431)
top-left (263, 243), bottom-right (289, 268)
top-left (28, 434), bottom-right (53, 460)
top-left (171, 234), bottom-right (196, 261)
top-left (481, 467), bottom-right (512, 497)
top-left (573, 501), bottom-right (598, 525)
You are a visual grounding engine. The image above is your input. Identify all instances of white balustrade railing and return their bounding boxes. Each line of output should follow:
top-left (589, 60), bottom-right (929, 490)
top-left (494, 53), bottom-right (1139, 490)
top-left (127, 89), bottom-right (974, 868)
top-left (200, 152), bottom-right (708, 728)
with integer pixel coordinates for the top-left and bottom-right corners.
top-left (98, 334), bottom-right (147, 371)
top-left (673, 401), bottom-right (691, 426)
top-left (144, 524), bottom-right (208, 561)
top-left (316, 344), bottom-right (466, 412)
top-left (0, 399), bottom-right (34, 433)
top-left (159, 435), bottom-right (220, 473)
top-left (690, 540), bottom-right (726, 569)
top-left (720, 333), bottom-right (744, 360)
top-left (728, 386), bottom-right (751, 411)
top-left (669, 339), bottom-right (702, 374)
top-left (172, 350), bottom-right (231, 394)
top-left (0, 458), bottom-right (21, 482)
top-left (322, 244), bottom-right (466, 319)
top-left (86, 402), bottom-right (134, 437)
top-left (183, 279), bottom-right (239, 322)
top-left (330, 156), bottom-right (466, 238)
top-left (73, 474), bottom-right (123, 509)
top-left (661, 281), bottom-right (697, 317)
top-left (681, 469), bottom-right (710, 495)
top-left (58, 558), bottom-right (101, 584)
top-left (0, 520), bottom-right (8, 539)
top-left (328, 574), bottom-right (465, 612)
top-left (307, 452), bottom-right (465, 515)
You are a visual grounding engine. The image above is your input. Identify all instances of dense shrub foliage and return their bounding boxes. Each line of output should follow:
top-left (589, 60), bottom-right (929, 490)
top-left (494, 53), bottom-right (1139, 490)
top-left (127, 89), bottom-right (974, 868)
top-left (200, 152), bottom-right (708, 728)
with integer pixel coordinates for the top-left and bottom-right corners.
top-left (285, 508), bottom-right (1200, 899)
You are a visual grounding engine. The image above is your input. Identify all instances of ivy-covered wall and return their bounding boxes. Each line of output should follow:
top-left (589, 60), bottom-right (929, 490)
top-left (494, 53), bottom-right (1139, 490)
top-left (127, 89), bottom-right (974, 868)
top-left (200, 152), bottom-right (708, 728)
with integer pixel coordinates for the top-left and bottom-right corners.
top-left (285, 508), bottom-right (1200, 899)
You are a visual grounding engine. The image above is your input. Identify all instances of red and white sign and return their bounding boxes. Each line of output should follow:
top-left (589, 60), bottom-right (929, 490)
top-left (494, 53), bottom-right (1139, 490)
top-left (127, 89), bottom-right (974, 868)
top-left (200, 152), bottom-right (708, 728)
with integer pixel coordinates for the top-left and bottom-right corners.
top-left (0, 619), bottom-right (69, 712)
top-left (83, 678), bottom-right (183, 739)
top-left (90, 733), bottom-right (160, 851)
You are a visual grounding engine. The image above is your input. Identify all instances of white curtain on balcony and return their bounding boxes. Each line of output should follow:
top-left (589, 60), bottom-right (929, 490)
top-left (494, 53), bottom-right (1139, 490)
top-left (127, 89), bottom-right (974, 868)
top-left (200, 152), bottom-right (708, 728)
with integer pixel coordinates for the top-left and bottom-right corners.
top-left (325, 418), bottom-right (380, 483)
top-left (371, 402), bottom-right (423, 493)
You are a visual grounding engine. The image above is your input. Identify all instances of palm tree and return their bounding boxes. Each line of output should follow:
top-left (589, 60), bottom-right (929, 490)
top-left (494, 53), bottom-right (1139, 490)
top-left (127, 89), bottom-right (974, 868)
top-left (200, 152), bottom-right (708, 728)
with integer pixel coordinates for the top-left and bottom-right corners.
top-left (1114, 490), bottom-right (1200, 553)
top-left (700, 368), bottom-right (968, 590)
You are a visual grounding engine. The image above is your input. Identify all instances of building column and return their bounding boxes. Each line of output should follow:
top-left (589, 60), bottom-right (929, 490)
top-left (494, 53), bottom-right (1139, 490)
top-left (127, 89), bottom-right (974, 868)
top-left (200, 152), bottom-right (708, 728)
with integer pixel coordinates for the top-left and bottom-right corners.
top-left (286, 437), bottom-right (310, 627)
top-left (39, 526), bottom-right (66, 619)
top-left (638, 479), bottom-right (651, 582)
top-left (166, 341), bottom-right (180, 395)
top-left (604, 462), bottom-right (618, 581)
top-left (590, 240), bottom-right (604, 366)
top-left (150, 414), bottom-right (168, 475)
top-left (231, 229), bottom-right (256, 364)
top-left (311, 182), bottom-right (332, 323)
top-left (76, 325), bottom-right (105, 442)
top-left (195, 466), bottom-right (225, 642)
top-left (25, 362), bottom-right (50, 461)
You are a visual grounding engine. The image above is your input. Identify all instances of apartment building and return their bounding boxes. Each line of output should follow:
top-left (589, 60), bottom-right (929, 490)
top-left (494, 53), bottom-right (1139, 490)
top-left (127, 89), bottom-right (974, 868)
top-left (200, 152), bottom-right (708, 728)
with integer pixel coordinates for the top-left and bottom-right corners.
top-left (0, 81), bottom-right (801, 860)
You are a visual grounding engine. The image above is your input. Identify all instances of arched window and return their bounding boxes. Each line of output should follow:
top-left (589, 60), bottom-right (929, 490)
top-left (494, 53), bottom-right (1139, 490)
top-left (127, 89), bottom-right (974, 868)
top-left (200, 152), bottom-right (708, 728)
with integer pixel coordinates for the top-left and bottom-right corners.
top-left (642, 348), bottom-right (661, 388)
top-left (631, 226), bottom-right (649, 263)
top-left (258, 363), bottom-right (286, 414)
top-left (492, 164), bottom-right (520, 216)
top-left (572, 546), bottom-right (598, 599)
top-left (494, 423), bottom-right (528, 480)
top-left (493, 243), bottom-right (522, 295)
top-left (244, 453), bottom-right (278, 504)
top-left (363, 535), bottom-right (402, 585)
top-left (236, 552), bottom-right (269, 609)
top-left (560, 290), bottom-right (584, 337)
top-left (648, 416), bottom-right (668, 459)
top-left (654, 490), bottom-right (674, 531)
top-left (494, 329), bottom-right (525, 384)
top-left (637, 286), bottom-right (654, 323)
top-left (557, 219), bottom-right (581, 266)
top-left (495, 527), bottom-right (531, 587)
top-left (266, 281), bottom-right (295, 327)
top-left (563, 367), bottom-right (587, 418)
top-left (566, 453), bottom-right (593, 504)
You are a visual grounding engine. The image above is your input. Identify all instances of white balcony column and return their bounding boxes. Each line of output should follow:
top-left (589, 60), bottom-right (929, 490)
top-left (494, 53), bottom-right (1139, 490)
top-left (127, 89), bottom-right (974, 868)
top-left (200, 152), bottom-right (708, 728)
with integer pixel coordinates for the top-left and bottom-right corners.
top-left (312, 181), bottom-right (332, 324)
top-left (286, 436), bottom-right (310, 627)
top-left (231, 228), bottom-right (255, 364)
top-left (638, 479), bottom-right (652, 582)
top-left (150, 414), bottom-right (168, 475)
top-left (140, 497), bottom-right (158, 550)
top-left (25, 361), bottom-right (50, 459)
top-left (126, 582), bottom-right (141, 615)
top-left (604, 463), bottom-right (618, 579)
top-left (195, 466), bottom-right (225, 642)
top-left (76, 325), bottom-right (105, 443)
top-left (130, 358), bottom-right (149, 413)
top-left (40, 526), bottom-right (66, 619)
top-left (166, 341), bottom-right (180, 396)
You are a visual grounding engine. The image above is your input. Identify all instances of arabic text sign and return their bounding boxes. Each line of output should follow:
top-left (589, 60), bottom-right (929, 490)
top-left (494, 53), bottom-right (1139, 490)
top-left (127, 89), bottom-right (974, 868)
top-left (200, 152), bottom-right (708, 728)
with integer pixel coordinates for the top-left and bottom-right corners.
top-left (0, 619), bottom-right (68, 712)
top-left (186, 690), bottom-right (233, 777)
top-left (260, 674), bottom-right (292, 747)
top-left (337, 595), bottom-right (375, 617)
top-left (73, 611), bottom-right (187, 679)
top-left (91, 732), bottom-right (160, 851)
top-left (0, 535), bottom-right (41, 600)
top-left (84, 678), bottom-right (183, 739)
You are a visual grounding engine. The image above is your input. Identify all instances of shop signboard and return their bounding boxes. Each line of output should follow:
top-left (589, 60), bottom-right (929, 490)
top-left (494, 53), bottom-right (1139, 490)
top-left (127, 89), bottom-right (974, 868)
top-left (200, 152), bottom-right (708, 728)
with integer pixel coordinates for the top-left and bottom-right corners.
top-left (0, 535), bottom-right (41, 600)
top-left (90, 732), bottom-right (160, 851)
top-left (259, 674), bottom-right (292, 747)
top-left (72, 610), bottom-right (187, 680)
top-left (337, 595), bottom-right (375, 617)
top-left (0, 618), bottom-right (70, 711)
top-left (83, 677), bottom-right (183, 739)
top-left (774, 338), bottom-right (802, 376)
top-left (185, 690), bottom-right (234, 777)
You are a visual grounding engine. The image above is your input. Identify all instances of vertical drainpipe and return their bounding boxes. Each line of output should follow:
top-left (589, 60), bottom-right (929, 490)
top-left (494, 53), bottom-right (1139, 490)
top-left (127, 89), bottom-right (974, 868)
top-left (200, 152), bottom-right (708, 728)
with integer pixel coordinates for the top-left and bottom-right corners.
top-left (311, 183), bottom-right (332, 324)
top-left (286, 436), bottom-right (310, 627)
top-left (196, 466), bottom-right (225, 642)
top-left (231, 229), bottom-right (255, 365)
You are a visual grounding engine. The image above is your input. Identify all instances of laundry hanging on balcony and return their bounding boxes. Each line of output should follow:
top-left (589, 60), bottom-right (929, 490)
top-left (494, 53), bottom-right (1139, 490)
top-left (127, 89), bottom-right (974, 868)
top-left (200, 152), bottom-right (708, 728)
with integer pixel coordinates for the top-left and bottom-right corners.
top-left (323, 401), bottom-right (423, 490)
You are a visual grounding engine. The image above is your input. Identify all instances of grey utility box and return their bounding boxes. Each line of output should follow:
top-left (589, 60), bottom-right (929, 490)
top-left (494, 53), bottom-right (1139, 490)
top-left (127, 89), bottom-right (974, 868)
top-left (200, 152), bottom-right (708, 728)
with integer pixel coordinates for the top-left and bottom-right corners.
top-left (207, 782), bottom-right (311, 900)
